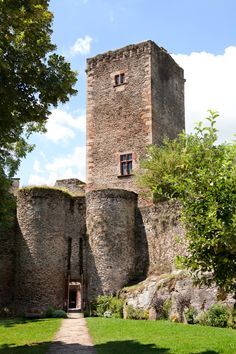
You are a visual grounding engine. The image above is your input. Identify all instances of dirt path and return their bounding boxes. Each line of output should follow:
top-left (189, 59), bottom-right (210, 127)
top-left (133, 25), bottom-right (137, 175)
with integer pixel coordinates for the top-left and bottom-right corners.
top-left (47, 313), bottom-right (96, 354)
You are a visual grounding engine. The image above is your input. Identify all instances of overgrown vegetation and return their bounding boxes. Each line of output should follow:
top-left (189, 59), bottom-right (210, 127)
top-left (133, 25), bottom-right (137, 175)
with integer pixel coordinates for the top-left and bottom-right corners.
top-left (19, 185), bottom-right (85, 197)
top-left (91, 294), bottom-right (236, 329)
top-left (189, 303), bottom-right (234, 328)
top-left (175, 301), bottom-right (235, 328)
top-left (125, 304), bottom-right (149, 320)
top-left (91, 295), bottom-right (124, 318)
top-left (184, 306), bottom-right (198, 324)
top-left (137, 111), bottom-right (236, 297)
top-left (207, 303), bottom-right (231, 327)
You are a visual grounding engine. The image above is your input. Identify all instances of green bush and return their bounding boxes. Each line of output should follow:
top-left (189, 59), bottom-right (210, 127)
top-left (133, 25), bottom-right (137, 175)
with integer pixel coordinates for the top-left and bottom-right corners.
top-left (126, 304), bottom-right (149, 320)
top-left (110, 297), bottom-right (124, 318)
top-left (45, 307), bottom-right (54, 318)
top-left (44, 307), bottom-right (67, 318)
top-left (51, 309), bottom-right (67, 318)
top-left (228, 308), bottom-right (236, 329)
top-left (93, 295), bottom-right (113, 317)
top-left (92, 295), bottom-right (124, 318)
top-left (195, 304), bottom-right (231, 328)
top-left (207, 303), bottom-right (230, 328)
top-left (195, 311), bottom-right (209, 326)
top-left (184, 306), bottom-right (198, 324)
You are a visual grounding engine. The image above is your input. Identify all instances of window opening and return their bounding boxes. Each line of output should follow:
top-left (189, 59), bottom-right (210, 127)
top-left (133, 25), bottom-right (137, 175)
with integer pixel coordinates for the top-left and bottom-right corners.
top-left (67, 237), bottom-right (72, 271)
top-left (120, 153), bottom-right (132, 176)
top-left (115, 73), bottom-right (125, 86)
top-left (79, 238), bottom-right (83, 275)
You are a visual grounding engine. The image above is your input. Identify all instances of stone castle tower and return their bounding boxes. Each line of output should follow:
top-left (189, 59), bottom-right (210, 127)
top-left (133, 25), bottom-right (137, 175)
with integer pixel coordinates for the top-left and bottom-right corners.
top-left (0, 41), bottom-right (186, 315)
top-left (86, 40), bottom-right (185, 193)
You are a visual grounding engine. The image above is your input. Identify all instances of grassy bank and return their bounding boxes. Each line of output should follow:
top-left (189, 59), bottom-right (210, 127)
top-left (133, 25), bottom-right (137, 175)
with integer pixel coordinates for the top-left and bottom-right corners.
top-left (0, 318), bottom-right (61, 353)
top-left (87, 317), bottom-right (236, 354)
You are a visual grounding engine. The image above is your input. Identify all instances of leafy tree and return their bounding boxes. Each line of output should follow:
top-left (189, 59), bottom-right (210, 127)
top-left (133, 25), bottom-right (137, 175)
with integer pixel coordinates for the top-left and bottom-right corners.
top-left (0, 0), bottom-right (77, 227)
top-left (137, 111), bottom-right (236, 297)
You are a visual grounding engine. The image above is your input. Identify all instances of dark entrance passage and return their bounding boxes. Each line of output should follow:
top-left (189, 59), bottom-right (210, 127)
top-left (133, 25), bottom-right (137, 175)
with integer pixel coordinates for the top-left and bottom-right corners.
top-left (69, 290), bottom-right (77, 308)
top-left (68, 282), bottom-right (82, 310)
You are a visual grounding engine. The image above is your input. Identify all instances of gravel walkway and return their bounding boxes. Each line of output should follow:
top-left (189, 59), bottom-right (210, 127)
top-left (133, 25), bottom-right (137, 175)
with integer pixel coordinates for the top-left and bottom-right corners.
top-left (47, 313), bottom-right (96, 354)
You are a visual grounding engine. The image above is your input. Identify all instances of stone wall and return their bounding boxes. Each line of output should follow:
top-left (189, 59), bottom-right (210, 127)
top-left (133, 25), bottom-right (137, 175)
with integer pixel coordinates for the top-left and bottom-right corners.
top-left (15, 188), bottom-right (68, 313)
top-left (151, 44), bottom-right (185, 145)
top-left (11, 184), bottom-right (187, 311)
top-left (0, 225), bottom-right (15, 309)
top-left (138, 201), bottom-right (186, 275)
top-left (55, 178), bottom-right (85, 196)
top-left (86, 189), bottom-right (137, 301)
top-left (15, 187), bottom-right (86, 314)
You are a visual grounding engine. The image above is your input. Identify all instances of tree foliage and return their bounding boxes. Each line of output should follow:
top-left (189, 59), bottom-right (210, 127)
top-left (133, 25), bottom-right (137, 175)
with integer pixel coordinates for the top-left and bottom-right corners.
top-left (138, 111), bottom-right (236, 296)
top-left (0, 0), bottom-right (77, 227)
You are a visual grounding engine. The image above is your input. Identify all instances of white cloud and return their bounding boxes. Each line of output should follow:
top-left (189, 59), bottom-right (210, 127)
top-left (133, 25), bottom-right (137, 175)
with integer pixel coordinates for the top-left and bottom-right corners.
top-left (28, 146), bottom-right (86, 186)
top-left (33, 160), bottom-right (42, 173)
top-left (172, 46), bottom-right (236, 142)
top-left (45, 109), bottom-right (86, 143)
top-left (70, 35), bottom-right (92, 56)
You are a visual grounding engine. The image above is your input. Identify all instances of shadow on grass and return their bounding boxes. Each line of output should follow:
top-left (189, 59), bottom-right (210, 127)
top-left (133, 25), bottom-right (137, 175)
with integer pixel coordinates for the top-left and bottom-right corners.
top-left (0, 318), bottom-right (43, 328)
top-left (94, 341), bottom-right (221, 354)
top-left (0, 342), bottom-right (50, 354)
top-left (191, 352), bottom-right (219, 354)
top-left (95, 340), bottom-right (170, 354)
top-left (0, 341), bottom-right (221, 354)
top-left (0, 341), bottom-right (169, 354)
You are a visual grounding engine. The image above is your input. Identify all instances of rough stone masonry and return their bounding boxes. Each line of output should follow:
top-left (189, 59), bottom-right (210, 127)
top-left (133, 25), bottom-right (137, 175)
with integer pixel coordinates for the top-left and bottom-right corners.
top-left (0, 40), bottom-right (192, 315)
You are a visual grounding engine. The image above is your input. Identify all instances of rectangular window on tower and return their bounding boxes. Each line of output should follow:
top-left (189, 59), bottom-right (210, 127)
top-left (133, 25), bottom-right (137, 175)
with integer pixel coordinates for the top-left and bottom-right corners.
top-left (114, 73), bottom-right (125, 86)
top-left (120, 153), bottom-right (132, 176)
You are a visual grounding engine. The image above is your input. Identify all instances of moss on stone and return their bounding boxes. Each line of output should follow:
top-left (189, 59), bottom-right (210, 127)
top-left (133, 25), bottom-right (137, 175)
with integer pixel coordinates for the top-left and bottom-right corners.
top-left (18, 185), bottom-right (85, 198)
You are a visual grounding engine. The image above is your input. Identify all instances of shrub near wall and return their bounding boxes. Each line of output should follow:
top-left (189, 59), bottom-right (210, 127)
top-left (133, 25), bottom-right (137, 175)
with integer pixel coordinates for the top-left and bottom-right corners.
top-left (125, 304), bottom-right (149, 320)
top-left (92, 296), bottom-right (124, 319)
top-left (184, 303), bottom-right (233, 328)
top-left (92, 295), bottom-right (236, 330)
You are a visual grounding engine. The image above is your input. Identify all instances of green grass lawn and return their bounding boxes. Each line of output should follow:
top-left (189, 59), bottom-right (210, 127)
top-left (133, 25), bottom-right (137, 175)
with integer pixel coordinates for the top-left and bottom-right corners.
top-left (86, 317), bottom-right (236, 354)
top-left (0, 318), bottom-right (62, 353)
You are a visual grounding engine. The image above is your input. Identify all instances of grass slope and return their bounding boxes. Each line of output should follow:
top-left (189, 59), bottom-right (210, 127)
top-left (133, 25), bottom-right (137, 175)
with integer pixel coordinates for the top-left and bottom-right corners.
top-left (0, 318), bottom-right (61, 353)
top-left (87, 317), bottom-right (236, 354)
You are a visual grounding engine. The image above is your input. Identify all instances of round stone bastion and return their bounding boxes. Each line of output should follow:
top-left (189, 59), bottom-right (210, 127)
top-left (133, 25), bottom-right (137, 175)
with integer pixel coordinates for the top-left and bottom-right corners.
top-left (86, 189), bottom-right (138, 300)
top-left (15, 187), bottom-right (70, 315)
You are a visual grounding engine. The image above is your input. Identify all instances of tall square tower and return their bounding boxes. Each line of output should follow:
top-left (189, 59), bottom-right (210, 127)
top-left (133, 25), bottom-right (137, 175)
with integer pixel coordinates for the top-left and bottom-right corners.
top-left (86, 41), bottom-right (185, 193)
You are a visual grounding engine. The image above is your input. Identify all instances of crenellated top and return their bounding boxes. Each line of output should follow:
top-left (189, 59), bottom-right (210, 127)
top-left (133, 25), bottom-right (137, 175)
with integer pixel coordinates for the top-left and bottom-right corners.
top-left (87, 40), bottom-right (154, 71)
top-left (86, 40), bottom-right (183, 74)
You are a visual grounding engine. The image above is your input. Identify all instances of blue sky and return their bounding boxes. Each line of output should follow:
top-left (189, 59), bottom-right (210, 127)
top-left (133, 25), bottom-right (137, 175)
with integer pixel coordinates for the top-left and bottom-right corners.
top-left (17, 0), bottom-right (236, 186)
